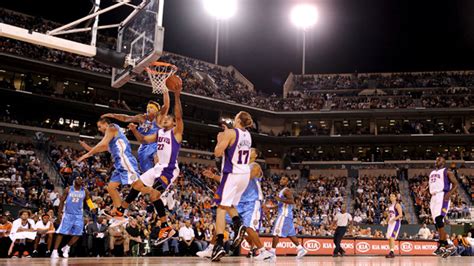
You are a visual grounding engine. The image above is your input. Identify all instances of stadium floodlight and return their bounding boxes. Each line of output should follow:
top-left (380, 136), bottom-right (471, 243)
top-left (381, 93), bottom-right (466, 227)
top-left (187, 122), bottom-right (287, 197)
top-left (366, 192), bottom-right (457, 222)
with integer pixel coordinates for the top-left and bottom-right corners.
top-left (290, 4), bottom-right (318, 74)
top-left (203, 0), bottom-right (237, 64)
top-left (203, 0), bottom-right (237, 20)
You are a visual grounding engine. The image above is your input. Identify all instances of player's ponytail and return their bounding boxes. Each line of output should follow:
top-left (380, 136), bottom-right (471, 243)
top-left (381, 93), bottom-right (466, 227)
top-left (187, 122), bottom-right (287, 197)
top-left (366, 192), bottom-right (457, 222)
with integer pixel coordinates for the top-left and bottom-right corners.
top-left (238, 111), bottom-right (253, 128)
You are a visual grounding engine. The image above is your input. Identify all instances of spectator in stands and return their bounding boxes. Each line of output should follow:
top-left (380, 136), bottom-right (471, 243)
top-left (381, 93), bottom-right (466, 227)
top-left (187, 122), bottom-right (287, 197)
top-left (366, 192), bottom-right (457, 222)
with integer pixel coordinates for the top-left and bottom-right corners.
top-left (32, 213), bottom-right (54, 257)
top-left (125, 218), bottom-right (143, 257)
top-left (9, 209), bottom-right (36, 258)
top-left (417, 224), bottom-right (431, 239)
top-left (108, 223), bottom-right (126, 256)
top-left (0, 214), bottom-right (12, 258)
top-left (86, 216), bottom-right (108, 257)
top-left (193, 221), bottom-right (208, 252)
top-left (179, 220), bottom-right (197, 256)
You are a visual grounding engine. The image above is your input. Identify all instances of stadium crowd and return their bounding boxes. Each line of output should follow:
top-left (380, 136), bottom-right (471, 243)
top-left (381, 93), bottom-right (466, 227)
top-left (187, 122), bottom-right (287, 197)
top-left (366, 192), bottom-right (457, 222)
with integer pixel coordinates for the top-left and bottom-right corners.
top-left (0, 140), bottom-right (471, 258)
top-left (351, 175), bottom-right (404, 225)
top-left (1, 9), bottom-right (474, 112)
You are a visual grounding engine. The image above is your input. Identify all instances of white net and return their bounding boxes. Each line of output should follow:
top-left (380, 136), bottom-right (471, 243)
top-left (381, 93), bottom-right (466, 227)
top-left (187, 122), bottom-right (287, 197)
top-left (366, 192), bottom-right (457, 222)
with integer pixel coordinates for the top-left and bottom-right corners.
top-left (145, 62), bottom-right (177, 94)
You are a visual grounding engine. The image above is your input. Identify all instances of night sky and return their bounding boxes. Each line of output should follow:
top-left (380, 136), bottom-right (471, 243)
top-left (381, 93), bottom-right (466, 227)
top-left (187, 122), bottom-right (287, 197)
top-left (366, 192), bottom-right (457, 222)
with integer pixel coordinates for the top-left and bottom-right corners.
top-left (2, 0), bottom-right (474, 94)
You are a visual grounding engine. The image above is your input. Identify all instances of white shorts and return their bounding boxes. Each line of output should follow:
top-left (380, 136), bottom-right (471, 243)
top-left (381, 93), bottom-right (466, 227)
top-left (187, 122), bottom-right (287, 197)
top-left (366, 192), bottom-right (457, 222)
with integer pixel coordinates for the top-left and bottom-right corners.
top-left (139, 164), bottom-right (179, 190)
top-left (214, 173), bottom-right (250, 207)
top-left (430, 191), bottom-right (450, 221)
top-left (386, 220), bottom-right (401, 239)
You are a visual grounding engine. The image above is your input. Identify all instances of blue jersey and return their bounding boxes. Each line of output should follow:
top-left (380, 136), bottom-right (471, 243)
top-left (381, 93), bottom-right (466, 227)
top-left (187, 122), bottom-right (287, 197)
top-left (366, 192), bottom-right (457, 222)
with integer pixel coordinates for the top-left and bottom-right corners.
top-left (240, 162), bottom-right (264, 202)
top-left (108, 123), bottom-right (139, 175)
top-left (138, 116), bottom-right (160, 136)
top-left (64, 186), bottom-right (85, 215)
top-left (277, 188), bottom-right (293, 218)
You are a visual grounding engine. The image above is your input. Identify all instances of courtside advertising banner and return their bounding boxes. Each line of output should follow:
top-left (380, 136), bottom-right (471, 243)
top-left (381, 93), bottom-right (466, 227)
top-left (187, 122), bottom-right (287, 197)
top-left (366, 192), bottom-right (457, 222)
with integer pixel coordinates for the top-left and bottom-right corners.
top-left (354, 239), bottom-right (399, 255)
top-left (240, 237), bottom-right (437, 256)
top-left (302, 238), bottom-right (355, 255)
top-left (399, 241), bottom-right (438, 255)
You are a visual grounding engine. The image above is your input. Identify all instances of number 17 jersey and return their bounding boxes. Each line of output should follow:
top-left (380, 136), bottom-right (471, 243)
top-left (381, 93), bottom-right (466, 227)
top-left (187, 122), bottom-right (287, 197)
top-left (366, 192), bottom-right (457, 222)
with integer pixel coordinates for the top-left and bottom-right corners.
top-left (222, 128), bottom-right (252, 175)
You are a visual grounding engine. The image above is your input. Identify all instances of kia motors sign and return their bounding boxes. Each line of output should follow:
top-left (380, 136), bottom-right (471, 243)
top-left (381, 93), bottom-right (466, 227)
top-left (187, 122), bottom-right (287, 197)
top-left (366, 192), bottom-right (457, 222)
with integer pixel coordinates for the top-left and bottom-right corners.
top-left (240, 237), bottom-right (437, 256)
top-left (355, 239), bottom-right (399, 255)
top-left (399, 241), bottom-right (437, 255)
top-left (302, 238), bottom-right (355, 255)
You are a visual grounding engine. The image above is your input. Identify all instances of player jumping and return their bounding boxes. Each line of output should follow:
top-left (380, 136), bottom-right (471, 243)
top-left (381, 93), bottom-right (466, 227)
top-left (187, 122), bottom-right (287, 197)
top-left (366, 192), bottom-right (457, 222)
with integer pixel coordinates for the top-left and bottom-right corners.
top-left (385, 193), bottom-right (403, 258)
top-left (51, 177), bottom-right (95, 258)
top-left (101, 89), bottom-right (169, 172)
top-left (117, 75), bottom-right (183, 245)
top-left (78, 118), bottom-right (140, 216)
top-left (268, 176), bottom-right (307, 259)
top-left (428, 156), bottom-right (458, 258)
top-left (210, 111), bottom-right (254, 262)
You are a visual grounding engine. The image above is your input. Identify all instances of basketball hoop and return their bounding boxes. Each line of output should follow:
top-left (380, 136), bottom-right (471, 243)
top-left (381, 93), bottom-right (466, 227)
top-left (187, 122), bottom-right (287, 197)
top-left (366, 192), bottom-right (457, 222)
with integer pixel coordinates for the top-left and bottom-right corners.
top-left (145, 62), bottom-right (178, 94)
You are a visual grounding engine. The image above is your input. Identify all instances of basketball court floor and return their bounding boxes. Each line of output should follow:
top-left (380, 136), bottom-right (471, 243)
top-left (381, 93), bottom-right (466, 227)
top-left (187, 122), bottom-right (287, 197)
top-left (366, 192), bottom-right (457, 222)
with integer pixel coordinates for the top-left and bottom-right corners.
top-left (0, 256), bottom-right (472, 266)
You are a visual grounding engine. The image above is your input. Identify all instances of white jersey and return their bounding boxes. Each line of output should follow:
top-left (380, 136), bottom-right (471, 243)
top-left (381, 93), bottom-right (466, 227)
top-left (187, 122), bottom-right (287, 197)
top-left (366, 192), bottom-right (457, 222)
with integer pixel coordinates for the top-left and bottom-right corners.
top-left (429, 167), bottom-right (450, 195)
top-left (221, 128), bottom-right (252, 174)
top-left (155, 128), bottom-right (180, 173)
top-left (388, 203), bottom-right (399, 220)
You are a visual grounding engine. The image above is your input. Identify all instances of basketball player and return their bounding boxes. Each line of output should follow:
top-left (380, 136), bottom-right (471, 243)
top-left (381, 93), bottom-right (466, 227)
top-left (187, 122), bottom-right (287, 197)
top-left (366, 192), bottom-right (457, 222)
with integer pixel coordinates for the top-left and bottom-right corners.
top-left (211, 111), bottom-right (254, 262)
top-left (101, 89), bottom-right (169, 172)
top-left (428, 156), bottom-right (458, 258)
top-left (77, 117), bottom-right (140, 216)
top-left (199, 148), bottom-right (273, 261)
top-left (116, 75), bottom-right (183, 245)
top-left (51, 177), bottom-right (95, 258)
top-left (385, 193), bottom-right (403, 258)
top-left (269, 176), bottom-right (307, 259)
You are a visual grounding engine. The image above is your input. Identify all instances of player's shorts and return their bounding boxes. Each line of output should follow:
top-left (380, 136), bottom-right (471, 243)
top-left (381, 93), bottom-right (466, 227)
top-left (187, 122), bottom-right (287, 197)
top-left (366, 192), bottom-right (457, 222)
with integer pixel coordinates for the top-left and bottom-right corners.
top-left (56, 214), bottom-right (84, 236)
top-left (138, 143), bottom-right (158, 172)
top-left (430, 191), bottom-right (450, 221)
top-left (225, 200), bottom-right (262, 231)
top-left (386, 220), bottom-right (401, 239)
top-left (272, 214), bottom-right (296, 238)
top-left (110, 168), bottom-right (139, 185)
top-left (214, 173), bottom-right (250, 207)
top-left (140, 164), bottom-right (179, 192)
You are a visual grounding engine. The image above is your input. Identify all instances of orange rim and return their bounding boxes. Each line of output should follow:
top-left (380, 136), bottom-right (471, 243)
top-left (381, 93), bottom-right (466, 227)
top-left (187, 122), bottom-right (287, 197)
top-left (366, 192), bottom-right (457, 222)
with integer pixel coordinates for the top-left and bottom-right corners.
top-left (145, 61), bottom-right (178, 75)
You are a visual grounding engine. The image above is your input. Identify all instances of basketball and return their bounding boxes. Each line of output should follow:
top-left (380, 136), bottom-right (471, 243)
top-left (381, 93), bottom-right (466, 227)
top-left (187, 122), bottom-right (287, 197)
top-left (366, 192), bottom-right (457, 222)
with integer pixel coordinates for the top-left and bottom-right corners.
top-left (166, 74), bottom-right (182, 92)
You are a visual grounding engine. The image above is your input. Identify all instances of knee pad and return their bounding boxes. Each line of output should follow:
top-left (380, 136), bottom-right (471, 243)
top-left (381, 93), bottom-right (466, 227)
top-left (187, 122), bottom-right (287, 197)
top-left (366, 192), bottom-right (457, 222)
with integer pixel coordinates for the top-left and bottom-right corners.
top-left (435, 216), bottom-right (444, 229)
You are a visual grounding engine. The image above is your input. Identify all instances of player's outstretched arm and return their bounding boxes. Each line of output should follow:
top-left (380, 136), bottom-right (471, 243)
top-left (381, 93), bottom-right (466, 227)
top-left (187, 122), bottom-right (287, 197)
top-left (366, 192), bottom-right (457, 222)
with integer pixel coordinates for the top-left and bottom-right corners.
top-left (157, 88), bottom-right (170, 126)
top-left (202, 169), bottom-right (221, 182)
top-left (101, 113), bottom-right (144, 124)
top-left (77, 126), bottom-right (116, 162)
top-left (79, 140), bottom-right (93, 152)
top-left (214, 129), bottom-right (234, 158)
top-left (128, 123), bottom-right (157, 143)
top-left (173, 80), bottom-right (184, 143)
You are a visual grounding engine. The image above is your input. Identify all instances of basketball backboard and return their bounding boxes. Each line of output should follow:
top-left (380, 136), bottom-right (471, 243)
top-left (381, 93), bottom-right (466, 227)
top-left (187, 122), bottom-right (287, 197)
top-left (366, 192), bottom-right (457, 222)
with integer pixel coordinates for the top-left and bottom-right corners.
top-left (111, 0), bottom-right (165, 88)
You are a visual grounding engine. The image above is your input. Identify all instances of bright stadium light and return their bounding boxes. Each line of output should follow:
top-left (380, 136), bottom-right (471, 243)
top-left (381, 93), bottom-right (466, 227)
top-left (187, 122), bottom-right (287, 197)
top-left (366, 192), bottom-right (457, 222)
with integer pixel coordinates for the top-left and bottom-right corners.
top-left (203, 0), bottom-right (237, 65)
top-left (290, 4), bottom-right (318, 30)
top-left (290, 4), bottom-right (318, 75)
top-left (203, 0), bottom-right (237, 20)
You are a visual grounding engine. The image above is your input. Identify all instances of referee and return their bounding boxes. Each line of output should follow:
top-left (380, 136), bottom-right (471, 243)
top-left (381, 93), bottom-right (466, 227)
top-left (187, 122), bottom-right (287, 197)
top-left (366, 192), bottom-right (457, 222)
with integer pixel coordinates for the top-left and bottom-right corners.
top-left (332, 205), bottom-right (352, 257)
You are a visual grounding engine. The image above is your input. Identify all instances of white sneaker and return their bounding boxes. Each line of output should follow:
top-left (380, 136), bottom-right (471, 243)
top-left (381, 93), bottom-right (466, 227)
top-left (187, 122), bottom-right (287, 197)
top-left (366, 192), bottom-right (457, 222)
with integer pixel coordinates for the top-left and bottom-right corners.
top-left (296, 247), bottom-right (307, 259)
top-left (50, 250), bottom-right (59, 259)
top-left (61, 245), bottom-right (70, 258)
top-left (254, 249), bottom-right (275, 261)
top-left (196, 245), bottom-right (213, 258)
